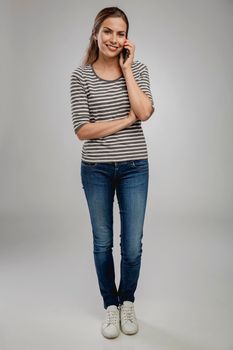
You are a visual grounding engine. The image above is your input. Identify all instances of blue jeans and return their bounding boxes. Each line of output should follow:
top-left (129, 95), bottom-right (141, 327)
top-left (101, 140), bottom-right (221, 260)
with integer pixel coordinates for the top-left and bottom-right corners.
top-left (81, 159), bottom-right (149, 309)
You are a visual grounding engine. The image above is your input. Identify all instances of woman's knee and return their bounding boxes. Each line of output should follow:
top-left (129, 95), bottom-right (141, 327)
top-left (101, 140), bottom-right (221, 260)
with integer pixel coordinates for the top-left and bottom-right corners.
top-left (93, 238), bottom-right (114, 253)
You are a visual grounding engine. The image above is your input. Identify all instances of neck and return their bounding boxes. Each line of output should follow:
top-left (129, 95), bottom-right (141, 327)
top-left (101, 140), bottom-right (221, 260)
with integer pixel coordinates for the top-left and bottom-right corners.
top-left (94, 54), bottom-right (121, 70)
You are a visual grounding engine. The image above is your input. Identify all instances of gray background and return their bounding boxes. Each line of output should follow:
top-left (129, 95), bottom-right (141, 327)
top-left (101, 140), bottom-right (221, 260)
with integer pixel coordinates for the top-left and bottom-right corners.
top-left (1, 0), bottom-right (233, 349)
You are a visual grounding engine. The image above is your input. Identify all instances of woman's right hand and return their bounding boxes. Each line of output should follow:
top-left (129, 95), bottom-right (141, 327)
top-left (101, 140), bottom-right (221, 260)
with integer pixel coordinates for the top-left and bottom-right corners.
top-left (127, 109), bottom-right (138, 124)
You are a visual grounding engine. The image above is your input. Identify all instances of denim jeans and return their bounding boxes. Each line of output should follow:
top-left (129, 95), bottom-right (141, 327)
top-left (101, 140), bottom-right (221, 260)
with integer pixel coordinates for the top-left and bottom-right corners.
top-left (81, 159), bottom-right (149, 309)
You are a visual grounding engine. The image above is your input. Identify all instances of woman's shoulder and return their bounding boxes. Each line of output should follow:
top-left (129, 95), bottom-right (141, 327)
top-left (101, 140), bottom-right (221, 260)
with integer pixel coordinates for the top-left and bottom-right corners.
top-left (131, 60), bottom-right (151, 80)
top-left (132, 59), bottom-right (149, 71)
top-left (70, 64), bottom-right (90, 80)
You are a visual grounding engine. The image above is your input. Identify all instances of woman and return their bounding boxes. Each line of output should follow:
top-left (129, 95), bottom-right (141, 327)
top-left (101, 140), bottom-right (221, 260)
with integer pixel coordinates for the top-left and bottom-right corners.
top-left (70, 6), bottom-right (155, 339)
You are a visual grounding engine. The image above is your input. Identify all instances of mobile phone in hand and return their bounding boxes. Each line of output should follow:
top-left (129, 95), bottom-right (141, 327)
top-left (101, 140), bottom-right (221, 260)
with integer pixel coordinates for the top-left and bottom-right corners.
top-left (122, 48), bottom-right (130, 63)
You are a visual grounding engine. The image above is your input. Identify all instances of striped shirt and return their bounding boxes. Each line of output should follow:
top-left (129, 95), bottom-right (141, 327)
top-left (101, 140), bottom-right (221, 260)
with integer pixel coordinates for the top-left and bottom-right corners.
top-left (70, 60), bottom-right (154, 162)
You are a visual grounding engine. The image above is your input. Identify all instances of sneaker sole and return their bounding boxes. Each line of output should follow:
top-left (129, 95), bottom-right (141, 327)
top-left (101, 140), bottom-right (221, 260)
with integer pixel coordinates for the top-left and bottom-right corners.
top-left (101, 329), bottom-right (120, 339)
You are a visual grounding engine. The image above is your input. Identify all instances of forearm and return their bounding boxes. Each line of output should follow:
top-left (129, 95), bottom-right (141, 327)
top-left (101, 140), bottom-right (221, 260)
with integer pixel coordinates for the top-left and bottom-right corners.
top-left (123, 68), bottom-right (154, 120)
top-left (76, 115), bottom-right (134, 140)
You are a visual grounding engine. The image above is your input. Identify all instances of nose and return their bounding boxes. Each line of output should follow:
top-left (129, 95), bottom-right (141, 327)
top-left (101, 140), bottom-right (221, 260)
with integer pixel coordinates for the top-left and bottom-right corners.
top-left (110, 33), bottom-right (117, 45)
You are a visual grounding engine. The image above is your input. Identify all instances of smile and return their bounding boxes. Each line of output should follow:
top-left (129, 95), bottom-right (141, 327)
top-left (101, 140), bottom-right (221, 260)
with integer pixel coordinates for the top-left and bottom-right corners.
top-left (106, 44), bottom-right (118, 50)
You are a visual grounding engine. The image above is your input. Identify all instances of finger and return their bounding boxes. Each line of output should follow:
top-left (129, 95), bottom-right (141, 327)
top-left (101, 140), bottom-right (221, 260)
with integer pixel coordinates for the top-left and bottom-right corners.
top-left (123, 44), bottom-right (134, 50)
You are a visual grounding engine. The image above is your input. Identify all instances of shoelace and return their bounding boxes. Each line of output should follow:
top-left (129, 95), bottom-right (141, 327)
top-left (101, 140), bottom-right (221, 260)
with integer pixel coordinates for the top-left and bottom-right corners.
top-left (106, 309), bottom-right (118, 326)
top-left (121, 305), bottom-right (135, 322)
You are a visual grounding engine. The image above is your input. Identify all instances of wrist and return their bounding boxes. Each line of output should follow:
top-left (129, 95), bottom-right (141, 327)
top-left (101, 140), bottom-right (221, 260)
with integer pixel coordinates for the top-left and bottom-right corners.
top-left (126, 114), bottom-right (135, 126)
top-left (122, 66), bottom-right (132, 75)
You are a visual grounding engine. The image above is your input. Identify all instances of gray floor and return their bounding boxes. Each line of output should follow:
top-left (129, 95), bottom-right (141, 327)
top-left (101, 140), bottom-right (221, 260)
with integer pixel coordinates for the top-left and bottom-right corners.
top-left (0, 215), bottom-right (232, 350)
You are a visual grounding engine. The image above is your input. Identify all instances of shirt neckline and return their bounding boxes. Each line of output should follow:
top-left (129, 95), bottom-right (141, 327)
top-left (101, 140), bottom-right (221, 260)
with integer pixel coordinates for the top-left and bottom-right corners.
top-left (90, 64), bottom-right (123, 82)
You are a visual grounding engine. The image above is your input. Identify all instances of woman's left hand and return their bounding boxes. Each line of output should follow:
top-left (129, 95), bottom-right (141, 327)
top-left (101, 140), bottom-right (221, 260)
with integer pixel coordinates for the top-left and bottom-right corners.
top-left (119, 39), bottom-right (135, 70)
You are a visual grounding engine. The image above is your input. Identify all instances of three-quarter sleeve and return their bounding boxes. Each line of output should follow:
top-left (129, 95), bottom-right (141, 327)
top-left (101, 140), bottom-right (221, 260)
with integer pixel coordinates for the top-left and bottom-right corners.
top-left (137, 64), bottom-right (154, 107)
top-left (70, 72), bottom-right (90, 135)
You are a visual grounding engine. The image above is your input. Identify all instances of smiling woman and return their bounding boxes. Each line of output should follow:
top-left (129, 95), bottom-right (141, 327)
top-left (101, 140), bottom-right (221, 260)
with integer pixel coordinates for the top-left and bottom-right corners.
top-left (92, 17), bottom-right (128, 68)
top-left (69, 6), bottom-right (155, 340)
top-left (81, 7), bottom-right (129, 66)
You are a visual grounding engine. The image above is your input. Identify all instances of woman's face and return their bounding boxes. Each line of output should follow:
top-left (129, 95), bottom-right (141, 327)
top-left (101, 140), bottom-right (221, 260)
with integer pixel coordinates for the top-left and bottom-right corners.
top-left (95, 17), bottom-right (127, 59)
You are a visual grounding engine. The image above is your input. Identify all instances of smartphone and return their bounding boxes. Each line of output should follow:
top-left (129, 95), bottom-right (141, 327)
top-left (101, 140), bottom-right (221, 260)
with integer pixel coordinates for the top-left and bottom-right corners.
top-left (122, 48), bottom-right (130, 63)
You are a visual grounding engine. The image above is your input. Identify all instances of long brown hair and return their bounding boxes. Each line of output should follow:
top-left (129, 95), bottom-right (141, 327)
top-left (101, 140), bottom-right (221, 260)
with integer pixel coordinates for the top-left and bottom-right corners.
top-left (81, 7), bottom-right (129, 68)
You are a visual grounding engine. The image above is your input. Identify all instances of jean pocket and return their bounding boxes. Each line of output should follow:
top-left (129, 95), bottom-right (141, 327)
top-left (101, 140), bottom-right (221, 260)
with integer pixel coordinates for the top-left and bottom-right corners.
top-left (132, 159), bottom-right (149, 169)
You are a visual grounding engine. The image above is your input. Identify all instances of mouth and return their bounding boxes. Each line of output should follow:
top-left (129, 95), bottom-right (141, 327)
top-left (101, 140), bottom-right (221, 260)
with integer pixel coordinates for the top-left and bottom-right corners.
top-left (106, 44), bottom-right (118, 50)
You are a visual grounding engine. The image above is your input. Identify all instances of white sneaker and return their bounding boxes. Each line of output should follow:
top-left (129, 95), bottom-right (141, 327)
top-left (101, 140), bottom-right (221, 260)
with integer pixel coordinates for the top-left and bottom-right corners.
top-left (120, 301), bottom-right (139, 335)
top-left (101, 305), bottom-right (120, 339)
